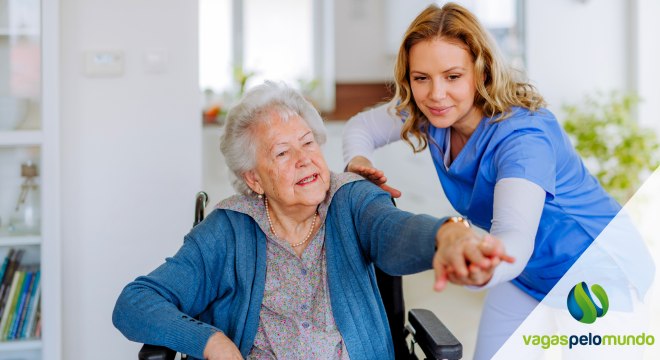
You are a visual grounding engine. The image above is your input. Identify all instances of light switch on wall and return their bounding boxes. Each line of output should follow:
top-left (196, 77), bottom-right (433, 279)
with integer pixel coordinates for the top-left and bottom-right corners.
top-left (83, 50), bottom-right (124, 77)
top-left (143, 49), bottom-right (168, 74)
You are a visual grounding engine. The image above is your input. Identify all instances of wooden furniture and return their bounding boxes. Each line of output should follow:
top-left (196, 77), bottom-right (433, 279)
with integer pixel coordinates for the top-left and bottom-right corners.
top-left (323, 83), bottom-right (394, 120)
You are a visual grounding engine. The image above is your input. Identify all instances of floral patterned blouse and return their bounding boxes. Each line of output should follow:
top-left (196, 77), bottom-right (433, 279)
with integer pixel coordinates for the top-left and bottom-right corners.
top-left (217, 172), bottom-right (361, 359)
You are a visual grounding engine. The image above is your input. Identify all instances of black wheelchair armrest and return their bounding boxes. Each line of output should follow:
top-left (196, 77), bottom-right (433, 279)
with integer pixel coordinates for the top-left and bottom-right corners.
top-left (138, 344), bottom-right (176, 360)
top-left (408, 309), bottom-right (462, 360)
top-left (136, 311), bottom-right (463, 360)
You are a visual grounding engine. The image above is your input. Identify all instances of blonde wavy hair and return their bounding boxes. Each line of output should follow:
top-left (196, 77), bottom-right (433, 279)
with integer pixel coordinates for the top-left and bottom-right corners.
top-left (394, 2), bottom-right (546, 152)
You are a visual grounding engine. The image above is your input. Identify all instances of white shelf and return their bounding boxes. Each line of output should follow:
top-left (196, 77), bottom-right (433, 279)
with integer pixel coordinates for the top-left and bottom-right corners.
top-left (0, 236), bottom-right (41, 247)
top-left (0, 340), bottom-right (41, 352)
top-left (0, 131), bottom-right (43, 147)
top-left (1, 0), bottom-right (60, 358)
top-left (0, 28), bottom-right (40, 37)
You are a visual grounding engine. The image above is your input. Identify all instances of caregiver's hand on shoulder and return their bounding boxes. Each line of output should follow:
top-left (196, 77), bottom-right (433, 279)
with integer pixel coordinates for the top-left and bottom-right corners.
top-left (204, 331), bottom-right (243, 360)
top-left (346, 156), bottom-right (402, 198)
top-left (433, 223), bottom-right (514, 291)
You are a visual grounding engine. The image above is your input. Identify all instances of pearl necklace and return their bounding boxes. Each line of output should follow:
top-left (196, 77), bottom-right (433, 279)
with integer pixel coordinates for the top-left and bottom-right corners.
top-left (264, 197), bottom-right (318, 248)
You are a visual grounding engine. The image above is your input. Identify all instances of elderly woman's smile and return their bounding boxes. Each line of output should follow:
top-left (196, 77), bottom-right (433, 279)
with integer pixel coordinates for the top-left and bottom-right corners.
top-left (244, 110), bottom-right (331, 211)
top-left (297, 173), bottom-right (319, 185)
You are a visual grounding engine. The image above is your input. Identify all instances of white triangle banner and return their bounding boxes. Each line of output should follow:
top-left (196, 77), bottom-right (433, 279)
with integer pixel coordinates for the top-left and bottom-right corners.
top-left (493, 168), bottom-right (660, 359)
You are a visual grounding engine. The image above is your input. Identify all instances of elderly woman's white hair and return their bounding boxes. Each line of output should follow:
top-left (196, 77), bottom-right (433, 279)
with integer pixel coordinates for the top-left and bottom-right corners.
top-left (220, 81), bottom-right (328, 195)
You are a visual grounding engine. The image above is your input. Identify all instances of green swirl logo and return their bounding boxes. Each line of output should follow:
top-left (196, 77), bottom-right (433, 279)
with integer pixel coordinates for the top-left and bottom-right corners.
top-left (567, 282), bottom-right (609, 324)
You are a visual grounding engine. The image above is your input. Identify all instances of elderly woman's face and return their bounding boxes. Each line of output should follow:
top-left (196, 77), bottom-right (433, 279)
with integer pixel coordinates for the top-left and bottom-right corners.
top-left (245, 112), bottom-right (330, 209)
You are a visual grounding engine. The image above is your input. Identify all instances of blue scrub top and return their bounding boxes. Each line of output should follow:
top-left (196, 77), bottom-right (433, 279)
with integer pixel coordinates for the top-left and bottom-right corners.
top-left (426, 107), bottom-right (621, 300)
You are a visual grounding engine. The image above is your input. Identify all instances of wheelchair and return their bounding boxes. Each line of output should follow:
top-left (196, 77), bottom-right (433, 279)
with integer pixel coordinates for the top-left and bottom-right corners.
top-left (137, 192), bottom-right (462, 360)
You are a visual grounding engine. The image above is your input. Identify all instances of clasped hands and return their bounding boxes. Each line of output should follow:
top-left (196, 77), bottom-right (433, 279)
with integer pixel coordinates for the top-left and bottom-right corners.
top-left (433, 221), bottom-right (514, 291)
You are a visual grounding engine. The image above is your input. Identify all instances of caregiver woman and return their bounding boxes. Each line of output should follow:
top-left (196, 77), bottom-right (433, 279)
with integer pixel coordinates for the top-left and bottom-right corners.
top-left (342, 3), bottom-right (624, 359)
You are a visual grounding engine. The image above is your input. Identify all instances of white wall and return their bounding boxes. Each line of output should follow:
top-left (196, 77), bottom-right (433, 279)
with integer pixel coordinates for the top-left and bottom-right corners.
top-left (525, 0), bottom-right (630, 112)
top-left (636, 0), bottom-right (660, 131)
top-left (526, 0), bottom-right (660, 127)
top-left (59, 1), bottom-right (201, 359)
top-left (334, 0), bottom-right (393, 82)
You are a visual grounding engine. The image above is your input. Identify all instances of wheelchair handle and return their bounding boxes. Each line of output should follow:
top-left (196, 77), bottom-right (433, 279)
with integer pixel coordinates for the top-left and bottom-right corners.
top-left (194, 191), bottom-right (209, 227)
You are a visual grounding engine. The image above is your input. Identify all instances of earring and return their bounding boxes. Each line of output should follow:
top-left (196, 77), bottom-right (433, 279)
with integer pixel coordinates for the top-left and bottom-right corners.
top-left (257, 193), bottom-right (263, 199)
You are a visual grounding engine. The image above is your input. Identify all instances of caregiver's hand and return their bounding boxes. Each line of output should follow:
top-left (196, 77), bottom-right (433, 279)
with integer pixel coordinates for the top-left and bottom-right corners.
top-left (446, 235), bottom-right (515, 287)
top-left (346, 156), bottom-right (402, 198)
top-left (433, 222), bottom-right (514, 291)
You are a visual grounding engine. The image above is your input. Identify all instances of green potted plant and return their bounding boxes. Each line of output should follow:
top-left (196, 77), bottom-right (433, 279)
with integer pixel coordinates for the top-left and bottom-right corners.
top-left (562, 92), bottom-right (660, 203)
top-left (297, 77), bottom-right (321, 110)
top-left (202, 66), bottom-right (258, 125)
top-left (233, 64), bottom-right (258, 97)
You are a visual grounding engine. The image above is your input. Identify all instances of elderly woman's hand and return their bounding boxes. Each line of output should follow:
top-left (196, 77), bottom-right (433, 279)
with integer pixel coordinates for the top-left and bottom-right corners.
top-left (445, 236), bottom-right (513, 287)
top-left (346, 156), bottom-right (402, 198)
top-left (432, 223), bottom-right (514, 291)
top-left (204, 332), bottom-right (244, 360)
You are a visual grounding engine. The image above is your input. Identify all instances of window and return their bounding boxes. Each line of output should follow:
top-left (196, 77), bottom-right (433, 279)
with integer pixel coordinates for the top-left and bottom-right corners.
top-left (243, 0), bottom-right (314, 88)
top-left (199, 0), bottom-right (326, 111)
top-left (385, 0), bottom-right (524, 68)
top-left (199, 0), bottom-right (232, 93)
top-left (465, 0), bottom-right (525, 68)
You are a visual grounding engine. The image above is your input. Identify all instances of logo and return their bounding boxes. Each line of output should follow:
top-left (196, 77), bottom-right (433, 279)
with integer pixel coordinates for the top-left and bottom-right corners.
top-left (523, 282), bottom-right (654, 350)
top-left (567, 282), bottom-right (609, 324)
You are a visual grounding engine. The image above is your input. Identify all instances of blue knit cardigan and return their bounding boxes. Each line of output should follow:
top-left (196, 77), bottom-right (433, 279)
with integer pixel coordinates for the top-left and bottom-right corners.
top-left (112, 179), bottom-right (445, 359)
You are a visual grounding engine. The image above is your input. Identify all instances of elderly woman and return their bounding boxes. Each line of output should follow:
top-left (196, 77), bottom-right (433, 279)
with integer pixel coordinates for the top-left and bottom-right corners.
top-left (112, 81), bottom-right (512, 360)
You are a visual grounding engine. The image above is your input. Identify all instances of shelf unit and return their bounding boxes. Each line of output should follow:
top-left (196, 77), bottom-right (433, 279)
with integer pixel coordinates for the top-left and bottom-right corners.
top-left (0, 0), bottom-right (61, 359)
top-left (0, 29), bottom-right (40, 37)
top-left (0, 131), bottom-right (42, 146)
top-left (0, 237), bottom-right (41, 248)
top-left (0, 340), bottom-right (41, 353)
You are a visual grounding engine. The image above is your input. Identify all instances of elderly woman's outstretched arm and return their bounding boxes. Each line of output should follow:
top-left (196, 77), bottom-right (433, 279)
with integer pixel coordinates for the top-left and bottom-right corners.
top-left (340, 179), bottom-right (511, 288)
top-left (344, 180), bottom-right (442, 274)
top-left (348, 181), bottom-right (446, 275)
